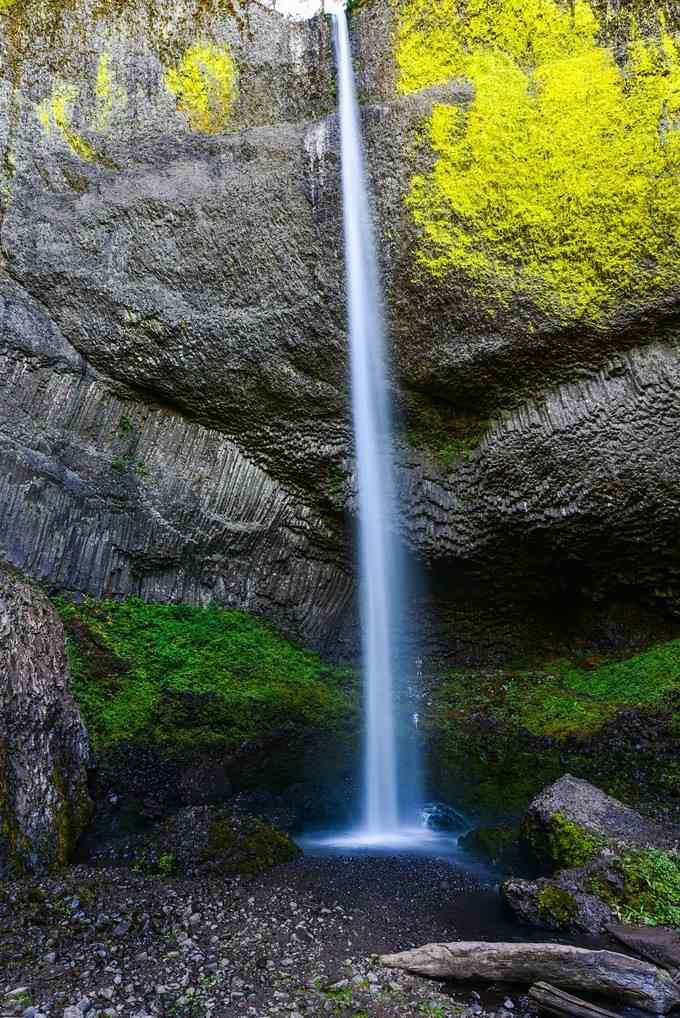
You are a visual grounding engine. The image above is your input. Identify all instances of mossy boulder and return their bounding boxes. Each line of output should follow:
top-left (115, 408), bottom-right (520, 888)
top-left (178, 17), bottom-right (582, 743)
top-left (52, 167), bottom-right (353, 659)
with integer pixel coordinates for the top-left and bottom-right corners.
top-left (520, 775), bottom-right (675, 874)
top-left (87, 805), bottom-right (301, 878)
top-left (503, 776), bottom-right (680, 932)
top-left (502, 872), bottom-right (614, 934)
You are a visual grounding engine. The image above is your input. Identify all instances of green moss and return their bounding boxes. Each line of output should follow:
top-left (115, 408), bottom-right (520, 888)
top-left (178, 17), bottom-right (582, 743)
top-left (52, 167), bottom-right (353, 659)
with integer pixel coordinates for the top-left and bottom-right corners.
top-left (396, 0), bottom-right (680, 321)
top-left (205, 816), bottom-right (300, 876)
top-left (426, 636), bottom-right (680, 819)
top-left (459, 824), bottom-right (519, 867)
top-left (157, 852), bottom-right (176, 876)
top-left (54, 596), bottom-right (356, 753)
top-left (164, 42), bottom-right (237, 133)
top-left (457, 639), bottom-right (680, 741)
top-left (536, 885), bottom-right (579, 925)
top-left (592, 849), bottom-right (680, 926)
top-left (404, 397), bottom-right (490, 468)
top-left (37, 79), bottom-right (96, 160)
top-left (543, 811), bottom-right (605, 869)
top-left (92, 52), bottom-right (127, 131)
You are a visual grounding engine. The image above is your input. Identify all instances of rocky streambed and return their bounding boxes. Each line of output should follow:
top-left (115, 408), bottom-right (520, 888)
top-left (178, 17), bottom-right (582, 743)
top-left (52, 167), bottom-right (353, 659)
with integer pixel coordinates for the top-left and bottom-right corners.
top-left (0, 851), bottom-right (616, 1018)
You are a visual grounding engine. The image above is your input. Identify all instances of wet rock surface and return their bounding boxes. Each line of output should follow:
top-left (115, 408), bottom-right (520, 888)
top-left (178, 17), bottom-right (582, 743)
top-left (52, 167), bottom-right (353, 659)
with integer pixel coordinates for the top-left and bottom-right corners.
top-left (0, 567), bottom-right (91, 877)
top-left (0, 854), bottom-right (537, 1018)
top-left (1, 2), bottom-right (680, 664)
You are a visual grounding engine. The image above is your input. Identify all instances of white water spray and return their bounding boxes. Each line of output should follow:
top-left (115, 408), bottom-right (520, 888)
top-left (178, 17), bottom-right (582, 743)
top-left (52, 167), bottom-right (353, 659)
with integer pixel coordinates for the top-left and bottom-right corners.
top-left (334, 7), bottom-right (421, 838)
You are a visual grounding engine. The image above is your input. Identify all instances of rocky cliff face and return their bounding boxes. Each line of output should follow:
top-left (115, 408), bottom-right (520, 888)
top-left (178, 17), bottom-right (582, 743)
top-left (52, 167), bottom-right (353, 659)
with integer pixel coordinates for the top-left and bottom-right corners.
top-left (0, 567), bottom-right (91, 876)
top-left (1, 0), bottom-right (680, 663)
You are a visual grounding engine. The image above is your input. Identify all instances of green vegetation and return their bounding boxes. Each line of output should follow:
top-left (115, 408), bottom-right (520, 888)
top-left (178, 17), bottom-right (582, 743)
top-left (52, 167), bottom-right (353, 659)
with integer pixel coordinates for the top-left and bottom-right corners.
top-left (55, 596), bottom-right (356, 752)
top-left (404, 399), bottom-right (490, 468)
top-left (426, 638), bottom-right (680, 817)
top-left (592, 850), bottom-right (680, 926)
top-left (459, 825), bottom-right (519, 867)
top-left (116, 415), bottom-right (135, 438)
top-left (157, 852), bottom-right (176, 876)
top-left (204, 814), bottom-right (300, 876)
top-left (540, 811), bottom-right (605, 869)
top-left (439, 640), bottom-right (680, 741)
top-left (536, 885), bottom-right (578, 925)
top-left (396, 0), bottom-right (680, 321)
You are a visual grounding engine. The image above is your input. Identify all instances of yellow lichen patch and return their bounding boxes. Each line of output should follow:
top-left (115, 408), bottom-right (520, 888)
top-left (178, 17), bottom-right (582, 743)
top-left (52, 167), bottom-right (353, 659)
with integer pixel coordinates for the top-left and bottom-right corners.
top-left (397, 0), bottom-right (680, 320)
top-left (164, 42), bottom-right (236, 134)
top-left (0, 0), bottom-right (18, 11)
top-left (92, 52), bottom-right (127, 132)
top-left (37, 79), bottom-right (96, 161)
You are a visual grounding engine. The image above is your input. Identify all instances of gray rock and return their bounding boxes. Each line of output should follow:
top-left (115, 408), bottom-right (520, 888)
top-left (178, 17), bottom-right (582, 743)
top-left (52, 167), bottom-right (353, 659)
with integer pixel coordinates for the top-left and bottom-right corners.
top-left (607, 924), bottom-right (680, 978)
top-left (0, 568), bottom-right (91, 877)
top-left (520, 775), bottom-right (679, 873)
top-left (501, 873), bottom-right (614, 935)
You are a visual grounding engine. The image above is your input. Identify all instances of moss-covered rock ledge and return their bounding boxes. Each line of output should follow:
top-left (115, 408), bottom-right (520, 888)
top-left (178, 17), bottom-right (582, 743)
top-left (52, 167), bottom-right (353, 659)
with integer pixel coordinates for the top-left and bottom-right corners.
top-left (54, 597), bottom-right (359, 826)
top-left (425, 637), bottom-right (680, 821)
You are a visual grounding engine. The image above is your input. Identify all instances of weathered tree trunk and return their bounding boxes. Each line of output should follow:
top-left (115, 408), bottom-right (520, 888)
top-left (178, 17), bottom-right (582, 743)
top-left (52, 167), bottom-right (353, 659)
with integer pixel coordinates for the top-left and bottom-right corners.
top-left (529, 982), bottom-right (620, 1018)
top-left (379, 942), bottom-right (680, 1014)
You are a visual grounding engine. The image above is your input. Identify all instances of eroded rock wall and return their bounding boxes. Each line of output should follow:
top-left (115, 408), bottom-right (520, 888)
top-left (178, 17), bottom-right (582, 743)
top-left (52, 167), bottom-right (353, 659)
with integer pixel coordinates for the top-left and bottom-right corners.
top-left (0, 566), bottom-right (91, 876)
top-left (1, 0), bottom-right (680, 663)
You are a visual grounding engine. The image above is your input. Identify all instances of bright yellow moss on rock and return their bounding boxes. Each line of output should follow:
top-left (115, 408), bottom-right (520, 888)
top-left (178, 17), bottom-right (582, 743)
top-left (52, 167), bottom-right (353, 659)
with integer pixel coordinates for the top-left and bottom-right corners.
top-left (165, 42), bottom-right (237, 134)
top-left (92, 53), bottom-right (127, 131)
top-left (37, 79), bottom-right (96, 161)
top-left (0, 0), bottom-right (18, 11)
top-left (397, 0), bottom-right (680, 320)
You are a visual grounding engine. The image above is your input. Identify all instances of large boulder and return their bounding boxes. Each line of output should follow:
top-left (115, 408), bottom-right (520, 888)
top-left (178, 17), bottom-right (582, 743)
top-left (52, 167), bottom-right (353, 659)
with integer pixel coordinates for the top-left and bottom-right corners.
top-left (520, 775), bottom-right (678, 874)
top-left (0, 568), bottom-right (92, 877)
top-left (502, 777), bottom-right (680, 933)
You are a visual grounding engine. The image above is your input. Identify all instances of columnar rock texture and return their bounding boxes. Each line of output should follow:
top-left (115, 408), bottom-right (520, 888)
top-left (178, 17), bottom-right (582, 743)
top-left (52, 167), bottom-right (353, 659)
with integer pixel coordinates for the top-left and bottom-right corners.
top-left (0, 567), bottom-right (91, 876)
top-left (1, 0), bottom-right (680, 662)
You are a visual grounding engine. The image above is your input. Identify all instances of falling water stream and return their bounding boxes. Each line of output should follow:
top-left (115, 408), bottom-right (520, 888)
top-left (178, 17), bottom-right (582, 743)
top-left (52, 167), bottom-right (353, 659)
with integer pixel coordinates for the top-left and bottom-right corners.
top-left (331, 6), bottom-right (424, 845)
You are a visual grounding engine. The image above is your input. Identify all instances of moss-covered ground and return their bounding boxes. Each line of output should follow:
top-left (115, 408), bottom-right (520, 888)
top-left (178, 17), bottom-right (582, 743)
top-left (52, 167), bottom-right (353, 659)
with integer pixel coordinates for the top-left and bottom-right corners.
top-left (426, 639), bottom-right (680, 818)
top-left (436, 641), bottom-right (680, 740)
top-left (54, 596), bottom-right (357, 753)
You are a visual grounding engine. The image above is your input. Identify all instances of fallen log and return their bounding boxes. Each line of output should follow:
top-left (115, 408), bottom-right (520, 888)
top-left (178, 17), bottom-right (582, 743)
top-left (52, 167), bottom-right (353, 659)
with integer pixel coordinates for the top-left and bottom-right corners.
top-left (379, 941), bottom-right (680, 1014)
top-left (529, 981), bottom-right (621, 1018)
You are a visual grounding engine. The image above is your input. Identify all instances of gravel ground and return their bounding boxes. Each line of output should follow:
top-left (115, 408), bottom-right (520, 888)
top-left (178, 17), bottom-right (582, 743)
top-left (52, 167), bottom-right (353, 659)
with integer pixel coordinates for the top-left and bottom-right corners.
top-left (0, 853), bottom-right (538, 1018)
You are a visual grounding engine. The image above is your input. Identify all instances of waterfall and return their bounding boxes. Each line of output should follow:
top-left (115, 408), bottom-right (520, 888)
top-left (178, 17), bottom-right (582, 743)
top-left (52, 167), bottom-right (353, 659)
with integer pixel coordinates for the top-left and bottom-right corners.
top-left (334, 6), bottom-right (420, 837)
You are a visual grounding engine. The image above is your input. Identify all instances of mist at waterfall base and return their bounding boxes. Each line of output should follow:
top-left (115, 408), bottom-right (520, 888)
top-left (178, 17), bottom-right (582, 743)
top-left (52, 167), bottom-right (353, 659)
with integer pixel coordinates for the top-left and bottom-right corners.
top-left (303, 8), bottom-right (462, 858)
